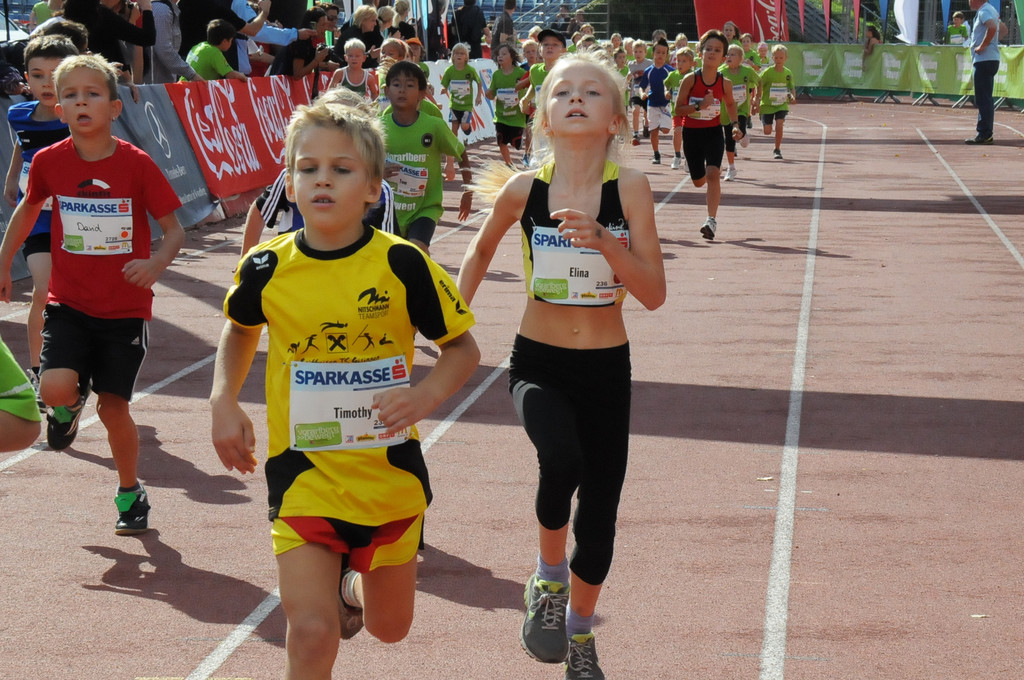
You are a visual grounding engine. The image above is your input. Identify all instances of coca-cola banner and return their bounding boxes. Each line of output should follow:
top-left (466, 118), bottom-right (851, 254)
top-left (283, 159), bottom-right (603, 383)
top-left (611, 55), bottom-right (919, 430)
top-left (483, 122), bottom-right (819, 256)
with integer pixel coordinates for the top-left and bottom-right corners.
top-left (164, 75), bottom-right (304, 199)
top-left (112, 84), bottom-right (217, 226)
top-left (693, 0), bottom-right (787, 42)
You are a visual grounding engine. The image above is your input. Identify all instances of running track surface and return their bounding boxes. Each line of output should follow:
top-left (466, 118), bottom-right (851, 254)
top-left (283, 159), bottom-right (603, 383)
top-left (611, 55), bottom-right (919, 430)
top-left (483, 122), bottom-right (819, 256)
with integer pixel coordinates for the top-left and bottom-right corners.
top-left (1, 100), bottom-right (1022, 680)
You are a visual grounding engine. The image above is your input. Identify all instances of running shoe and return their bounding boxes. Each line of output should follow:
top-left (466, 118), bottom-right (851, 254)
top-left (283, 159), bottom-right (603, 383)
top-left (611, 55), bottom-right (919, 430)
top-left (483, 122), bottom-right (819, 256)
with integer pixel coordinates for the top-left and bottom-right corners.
top-left (642, 124), bottom-right (650, 138)
top-left (114, 486), bottom-right (151, 535)
top-left (740, 132), bottom-right (750, 148)
top-left (964, 135), bottom-right (993, 145)
top-left (773, 148), bottom-right (783, 159)
top-left (46, 381), bottom-right (91, 450)
top-left (670, 156), bottom-right (681, 170)
top-left (651, 152), bottom-right (661, 165)
top-left (700, 216), bottom-right (717, 241)
top-left (521, 574), bottom-right (570, 663)
top-left (631, 133), bottom-right (640, 147)
top-left (724, 167), bottom-right (736, 181)
top-left (338, 568), bottom-right (365, 639)
top-left (564, 633), bottom-right (604, 680)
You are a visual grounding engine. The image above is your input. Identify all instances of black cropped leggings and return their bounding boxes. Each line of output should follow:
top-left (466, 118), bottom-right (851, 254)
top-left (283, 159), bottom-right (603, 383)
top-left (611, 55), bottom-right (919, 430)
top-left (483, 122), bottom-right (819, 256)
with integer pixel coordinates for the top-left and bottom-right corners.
top-left (508, 334), bottom-right (631, 586)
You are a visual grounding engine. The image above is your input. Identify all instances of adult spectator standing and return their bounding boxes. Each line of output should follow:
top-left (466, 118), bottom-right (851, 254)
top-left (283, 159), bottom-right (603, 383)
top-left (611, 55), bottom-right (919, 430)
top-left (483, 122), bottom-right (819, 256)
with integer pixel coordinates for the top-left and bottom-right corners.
top-left (552, 4), bottom-right (570, 35)
top-left (29, 0), bottom-right (64, 30)
top-left (965, 0), bottom-right (1000, 145)
top-left (452, 0), bottom-right (489, 59)
top-left (490, 0), bottom-right (515, 60)
top-left (228, 0), bottom-right (317, 77)
top-left (566, 8), bottom-right (585, 37)
top-left (63, 0), bottom-right (156, 70)
top-left (269, 6), bottom-right (334, 79)
top-left (149, 0), bottom-right (202, 83)
top-left (336, 5), bottom-right (383, 68)
top-left (393, 0), bottom-right (417, 41)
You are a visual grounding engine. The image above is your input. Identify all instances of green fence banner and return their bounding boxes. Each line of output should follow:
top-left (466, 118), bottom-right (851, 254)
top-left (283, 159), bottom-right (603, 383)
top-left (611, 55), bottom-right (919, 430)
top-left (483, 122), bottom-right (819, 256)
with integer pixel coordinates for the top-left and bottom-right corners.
top-left (785, 43), bottom-right (1023, 98)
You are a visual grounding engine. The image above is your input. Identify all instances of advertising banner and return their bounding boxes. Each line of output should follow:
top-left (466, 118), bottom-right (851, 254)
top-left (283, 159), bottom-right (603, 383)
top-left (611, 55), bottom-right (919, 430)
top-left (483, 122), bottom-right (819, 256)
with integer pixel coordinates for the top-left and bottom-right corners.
top-left (165, 75), bottom-right (301, 198)
top-left (112, 85), bottom-right (217, 226)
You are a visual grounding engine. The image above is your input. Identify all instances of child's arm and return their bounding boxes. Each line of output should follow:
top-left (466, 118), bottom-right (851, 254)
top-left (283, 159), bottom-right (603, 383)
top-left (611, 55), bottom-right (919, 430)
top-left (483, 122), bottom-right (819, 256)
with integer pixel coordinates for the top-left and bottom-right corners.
top-left (210, 320), bottom-right (262, 474)
top-left (721, 76), bottom-right (742, 140)
top-left (328, 67), bottom-right (344, 90)
top-left (4, 140), bottom-right (22, 207)
top-left (474, 71), bottom-right (482, 105)
top-left (552, 167), bottom-right (665, 310)
top-left (373, 330), bottom-right (479, 436)
top-left (0, 197), bottom-right (45, 301)
top-left (457, 148), bottom-right (473, 221)
top-left (457, 171), bottom-right (531, 304)
top-left (122, 212), bottom-right (184, 289)
top-left (227, 70), bottom-right (248, 82)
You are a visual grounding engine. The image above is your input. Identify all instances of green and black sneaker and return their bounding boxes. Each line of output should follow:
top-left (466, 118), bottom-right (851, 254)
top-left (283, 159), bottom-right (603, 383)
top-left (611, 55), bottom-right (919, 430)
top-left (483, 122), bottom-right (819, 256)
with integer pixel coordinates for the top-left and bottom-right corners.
top-left (114, 486), bottom-right (151, 536)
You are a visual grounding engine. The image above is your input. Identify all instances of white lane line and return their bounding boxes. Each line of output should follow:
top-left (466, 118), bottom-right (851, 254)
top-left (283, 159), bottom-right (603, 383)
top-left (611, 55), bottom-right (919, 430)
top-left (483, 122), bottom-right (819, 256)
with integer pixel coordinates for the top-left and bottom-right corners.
top-left (0, 353), bottom-right (217, 473)
top-left (184, 359), bottom-right (511, 680)
top-left (759, 117), bottom-right (828, 680)
top-left (917, 128), bottom-right (1024, 271)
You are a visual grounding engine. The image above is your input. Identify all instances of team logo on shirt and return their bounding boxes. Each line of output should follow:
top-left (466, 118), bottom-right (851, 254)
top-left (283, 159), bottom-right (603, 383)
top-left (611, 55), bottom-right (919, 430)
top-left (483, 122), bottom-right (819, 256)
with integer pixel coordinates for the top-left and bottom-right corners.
top-left (421, 133), bottom-right (433, 148)
top-left (357, 287), bottom-right (390, 319)
top-left (77, 178), bottom-right (112, 198)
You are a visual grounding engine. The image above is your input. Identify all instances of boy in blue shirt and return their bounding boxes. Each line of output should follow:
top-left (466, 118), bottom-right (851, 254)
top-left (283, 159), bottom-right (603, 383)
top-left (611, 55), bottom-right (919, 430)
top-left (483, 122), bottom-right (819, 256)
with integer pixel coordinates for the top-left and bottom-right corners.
top-left (3, 35), bottom-right (78, 403)
top-left (638, 38), bottom-right (674, 165)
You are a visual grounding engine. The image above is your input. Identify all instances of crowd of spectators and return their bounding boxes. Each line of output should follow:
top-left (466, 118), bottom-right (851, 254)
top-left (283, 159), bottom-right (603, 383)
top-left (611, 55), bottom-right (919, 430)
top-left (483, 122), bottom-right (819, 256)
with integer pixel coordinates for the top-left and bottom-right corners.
top-left (5, 0), bottom-right (428, 88)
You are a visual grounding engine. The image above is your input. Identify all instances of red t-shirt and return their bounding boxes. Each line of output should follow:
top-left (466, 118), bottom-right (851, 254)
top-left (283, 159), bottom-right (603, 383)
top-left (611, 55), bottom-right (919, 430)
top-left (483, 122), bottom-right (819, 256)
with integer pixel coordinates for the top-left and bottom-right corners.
top-left (26, 137), bottom-right (182, 320)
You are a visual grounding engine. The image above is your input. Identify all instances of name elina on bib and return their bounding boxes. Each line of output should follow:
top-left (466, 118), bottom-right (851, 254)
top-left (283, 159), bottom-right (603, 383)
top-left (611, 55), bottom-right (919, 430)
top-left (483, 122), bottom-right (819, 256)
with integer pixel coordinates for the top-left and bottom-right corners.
top-left (529, 224), bottom-right (629, 305)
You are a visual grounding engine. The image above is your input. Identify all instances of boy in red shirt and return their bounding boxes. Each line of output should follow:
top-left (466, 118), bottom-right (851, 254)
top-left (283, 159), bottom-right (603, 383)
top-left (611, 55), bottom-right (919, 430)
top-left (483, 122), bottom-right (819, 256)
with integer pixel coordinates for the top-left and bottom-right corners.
top-left (0, 54), bottom-right (184, 535)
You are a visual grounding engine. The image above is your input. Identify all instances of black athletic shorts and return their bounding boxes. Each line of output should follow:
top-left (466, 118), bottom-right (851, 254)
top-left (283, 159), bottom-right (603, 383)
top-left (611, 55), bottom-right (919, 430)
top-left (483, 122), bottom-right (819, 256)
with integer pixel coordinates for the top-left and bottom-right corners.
top-left (21, 231), bottom-right (51, 258)
top-left (682, 125), bottom-right (726, 181)
top-left (494, 121), bottom-right (524, 149)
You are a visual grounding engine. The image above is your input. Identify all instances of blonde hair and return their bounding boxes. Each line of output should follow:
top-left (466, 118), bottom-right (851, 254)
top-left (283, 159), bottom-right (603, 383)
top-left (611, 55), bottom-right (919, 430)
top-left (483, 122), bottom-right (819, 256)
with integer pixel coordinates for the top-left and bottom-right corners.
top-left (284, 102), bottom-right (386, 184)
top-left (351, 5), bottom-right (377, 27)
top-left (380, 37), bottom-right (408, 59)
top-left (344, 38), bottom-right (366, 53)
top-left (54, 53), bottom-right (118, 100)
top-left (771, 43), bottom-right (788, 55)
top-left (377, 6), bottom-right (395, 23)
top-left (450, 42), bottom-right (470, 57)
top-left (475, 52), bottom-right (627, 202)
top-left (676, 47), bottom-right (695, 62)
top-left (394, 0), bottom-right (410, 16)
top-left (727, 44), bottom-right (744, 58)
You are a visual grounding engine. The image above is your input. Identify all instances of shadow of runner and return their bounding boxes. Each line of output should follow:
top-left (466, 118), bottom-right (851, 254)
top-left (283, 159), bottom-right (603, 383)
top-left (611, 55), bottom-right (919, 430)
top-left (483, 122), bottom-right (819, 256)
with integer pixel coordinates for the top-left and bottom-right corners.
top-left (417, 544), bottom-right (523, 612)
top-left (81, 530), bottom-right (284, 647)
top-left (63, 425), bottom-right (252, 506)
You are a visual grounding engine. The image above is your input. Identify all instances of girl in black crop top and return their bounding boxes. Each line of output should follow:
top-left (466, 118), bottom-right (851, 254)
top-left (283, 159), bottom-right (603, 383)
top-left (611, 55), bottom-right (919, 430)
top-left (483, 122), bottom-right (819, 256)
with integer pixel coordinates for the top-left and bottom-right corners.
top-left (457, 51), bottom-right (666, 678)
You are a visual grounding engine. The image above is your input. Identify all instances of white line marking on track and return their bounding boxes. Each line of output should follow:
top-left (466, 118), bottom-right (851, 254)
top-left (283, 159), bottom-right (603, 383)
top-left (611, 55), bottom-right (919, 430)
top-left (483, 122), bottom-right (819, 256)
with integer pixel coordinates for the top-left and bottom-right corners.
top-left (917, 128), bottom-right (1024, 271)
top-left (0, 353), bottom-right (217, 473)
top-left (759, 117), bottom-right (828, 680)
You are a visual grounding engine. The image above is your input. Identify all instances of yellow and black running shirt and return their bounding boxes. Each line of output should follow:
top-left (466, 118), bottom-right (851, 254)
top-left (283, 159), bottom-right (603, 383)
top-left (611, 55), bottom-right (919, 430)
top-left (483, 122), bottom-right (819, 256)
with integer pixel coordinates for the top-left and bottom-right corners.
top-left (520, 161), bottom-right (630, 306)
top-left (224, 226), bottom-right (475, 525)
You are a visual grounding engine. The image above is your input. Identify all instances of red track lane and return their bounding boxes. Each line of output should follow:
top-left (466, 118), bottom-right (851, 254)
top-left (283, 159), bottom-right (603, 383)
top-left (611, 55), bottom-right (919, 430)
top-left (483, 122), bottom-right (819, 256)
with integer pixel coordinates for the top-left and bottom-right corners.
top-left (1, 100), bottom-right (1022, 680)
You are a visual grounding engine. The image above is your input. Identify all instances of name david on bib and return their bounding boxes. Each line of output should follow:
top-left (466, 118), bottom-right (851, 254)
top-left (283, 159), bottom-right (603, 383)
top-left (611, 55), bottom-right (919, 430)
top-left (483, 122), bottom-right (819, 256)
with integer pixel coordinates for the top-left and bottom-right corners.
top-left (58, 195), bottom-right (133, 255)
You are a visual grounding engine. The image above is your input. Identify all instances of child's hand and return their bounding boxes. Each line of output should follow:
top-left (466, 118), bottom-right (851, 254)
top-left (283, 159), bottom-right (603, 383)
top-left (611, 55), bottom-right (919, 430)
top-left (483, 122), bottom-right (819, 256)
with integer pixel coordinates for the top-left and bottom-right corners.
top-left (552, 209), bottom-right (613, 252)
top-left (372, 387), bottom-right (423, 436)
top-left (384, 163), bottom-right (401, 180)
top-left (0, 271), bottom-right (12, 303)
top-left (701, 92), bottom-right (714, 108)
top-left (732, 126), bottom-right (743, 141)
top-left (458, 190), bottom-right (473, 221)
top-left (211, 401), bottom-right (258, 474)
top-left (122, 258), bottom-right (165, 289)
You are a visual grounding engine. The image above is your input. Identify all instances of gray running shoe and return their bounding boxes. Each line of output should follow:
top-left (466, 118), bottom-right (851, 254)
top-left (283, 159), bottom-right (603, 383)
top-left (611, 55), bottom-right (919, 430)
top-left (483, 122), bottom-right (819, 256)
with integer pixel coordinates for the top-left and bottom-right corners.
top-left (700, 216), bottom-right (717, 241)
top-left (564, 633), bottom-right (605, 680)
top-left (521, 574), bottom-right (570, 663)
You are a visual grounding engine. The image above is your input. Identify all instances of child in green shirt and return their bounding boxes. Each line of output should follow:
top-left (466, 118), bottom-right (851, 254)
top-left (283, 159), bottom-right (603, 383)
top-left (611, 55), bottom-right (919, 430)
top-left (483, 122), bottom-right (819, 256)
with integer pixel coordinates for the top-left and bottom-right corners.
top-left (486, 43), bottom-right (527, 168)
top-left (186, 19), bottom-right (246, 82)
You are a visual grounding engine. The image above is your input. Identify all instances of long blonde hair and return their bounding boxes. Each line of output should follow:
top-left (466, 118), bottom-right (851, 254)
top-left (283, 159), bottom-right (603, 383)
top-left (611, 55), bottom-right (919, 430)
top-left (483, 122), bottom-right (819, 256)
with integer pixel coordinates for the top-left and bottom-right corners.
top-left (473, 51), bottom-right (627, 202)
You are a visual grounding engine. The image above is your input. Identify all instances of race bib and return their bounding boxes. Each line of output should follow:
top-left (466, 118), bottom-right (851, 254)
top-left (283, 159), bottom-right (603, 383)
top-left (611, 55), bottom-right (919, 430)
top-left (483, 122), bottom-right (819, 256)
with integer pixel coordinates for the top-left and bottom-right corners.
top-left (450, 79), bottom-right (471, 99)
top-left (497, 87), bottom-right (519, 112)
top-left (732, 84), bottom-right (747, 106)
top-left (289, 356), bottom-right (411, 451)
top-left (19, 162), bottom-right (52, 211)
top-left (57, 195), bottom-right (132, 255)
top-left (392, 163), bottom-right (428, 198)
top-left (950, 34), bottom-right (964, 45)
top-left (529, 225), bottom-right (629, 305)
top-left (770, 85), bottom-right (788, 105)
top-left (688, 96), bottom-right (720, 120)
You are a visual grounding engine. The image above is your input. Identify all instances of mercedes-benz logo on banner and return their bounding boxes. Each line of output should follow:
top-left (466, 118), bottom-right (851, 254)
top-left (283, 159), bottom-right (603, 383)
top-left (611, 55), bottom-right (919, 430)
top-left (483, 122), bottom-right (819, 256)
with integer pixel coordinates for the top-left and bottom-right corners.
top-left (145, 101), bottom-right (172, 159)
